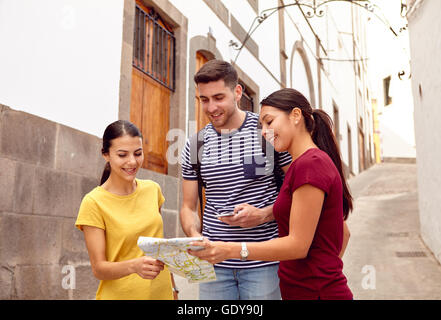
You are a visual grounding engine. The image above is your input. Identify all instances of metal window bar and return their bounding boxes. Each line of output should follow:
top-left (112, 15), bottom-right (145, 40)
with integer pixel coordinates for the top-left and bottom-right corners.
top-left (133, 5), bottom-right (175, 91)
top-left (141, 12), bottom-right (145, 71)
top-left (148, 17), bottom-right (152, 75)
top-left (164, 29), bottom-right (168, 84)
top-left (154, 19), bottom-right (158, 77)
top-left (162, 28), bottom-right (166, 83)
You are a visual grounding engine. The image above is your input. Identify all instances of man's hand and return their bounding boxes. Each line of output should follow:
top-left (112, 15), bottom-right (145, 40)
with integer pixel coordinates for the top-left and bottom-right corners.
top-left (219, 203), bottom-right (273, 228)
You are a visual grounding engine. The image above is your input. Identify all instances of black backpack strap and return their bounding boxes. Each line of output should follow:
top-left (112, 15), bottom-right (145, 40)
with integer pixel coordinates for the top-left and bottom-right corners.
top-left (189, 128), bottom-right (206, 220)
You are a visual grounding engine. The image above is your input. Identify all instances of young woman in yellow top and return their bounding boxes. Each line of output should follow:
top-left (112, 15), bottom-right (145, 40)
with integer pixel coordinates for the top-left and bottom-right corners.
top-left (75, 120), bottom-right (177, 300)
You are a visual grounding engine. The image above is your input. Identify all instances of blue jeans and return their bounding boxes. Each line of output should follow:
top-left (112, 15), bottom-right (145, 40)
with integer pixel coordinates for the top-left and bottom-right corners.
top-left (199, 265), bottom-right (281, 300)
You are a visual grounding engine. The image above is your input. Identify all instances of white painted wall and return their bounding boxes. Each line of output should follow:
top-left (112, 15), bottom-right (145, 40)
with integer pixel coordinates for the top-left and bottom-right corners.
top-left (323, 4), bottom-right (361, 174)
top-left (291, 51), bottom-right (311, 103)
top-left (0, 0), bottom-right (124, 138)
top-left (170, 0), bottom-right (282, 101)
top-left (408, 0), bottom-right (441, 264)
top-left (248, 0), bottom-right (281, 85)
top-left (284, 3), bottom-right (319, 103)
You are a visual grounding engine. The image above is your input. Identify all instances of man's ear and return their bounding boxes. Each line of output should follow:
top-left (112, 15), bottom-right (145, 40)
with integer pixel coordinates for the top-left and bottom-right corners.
top-left (234, 84), bottom-right (243, 102)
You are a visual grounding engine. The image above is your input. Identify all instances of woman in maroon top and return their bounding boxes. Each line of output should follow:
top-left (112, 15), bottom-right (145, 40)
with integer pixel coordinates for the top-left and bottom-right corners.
top-left (190, 88), bottom-right (353, 300)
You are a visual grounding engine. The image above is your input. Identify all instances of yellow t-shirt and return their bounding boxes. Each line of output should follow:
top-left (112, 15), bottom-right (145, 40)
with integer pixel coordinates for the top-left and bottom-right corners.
top-left (75, 179), bottom-right (173, 300)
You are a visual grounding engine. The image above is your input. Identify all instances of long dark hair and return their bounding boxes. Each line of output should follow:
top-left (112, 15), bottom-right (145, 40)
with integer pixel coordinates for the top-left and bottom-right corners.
top-left (100, 120), bottom-right (143, 185)
top-left (261, 88), bottom-right (353, 220)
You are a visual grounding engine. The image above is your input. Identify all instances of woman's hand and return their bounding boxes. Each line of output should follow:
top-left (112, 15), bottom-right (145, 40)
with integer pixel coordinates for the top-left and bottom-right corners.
top-left (132, 256), bottom-right (165, 280)
top-left (188, 238), bottom-right (238, 265)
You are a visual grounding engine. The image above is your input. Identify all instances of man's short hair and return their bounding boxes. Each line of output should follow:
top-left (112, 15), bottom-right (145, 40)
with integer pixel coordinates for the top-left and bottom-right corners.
top-left (194, 59), bottom-right (238, 90)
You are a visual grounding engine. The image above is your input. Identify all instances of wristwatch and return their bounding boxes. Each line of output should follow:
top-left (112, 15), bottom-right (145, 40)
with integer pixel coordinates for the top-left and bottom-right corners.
top-left (240, 242), bottom-right (249, 261)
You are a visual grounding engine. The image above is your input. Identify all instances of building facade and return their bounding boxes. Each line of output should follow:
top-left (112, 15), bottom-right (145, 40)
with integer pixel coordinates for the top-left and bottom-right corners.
top-left (407, 0), bottom-right (441, 265)
top-left (0, 0), bottom-right (375, 299)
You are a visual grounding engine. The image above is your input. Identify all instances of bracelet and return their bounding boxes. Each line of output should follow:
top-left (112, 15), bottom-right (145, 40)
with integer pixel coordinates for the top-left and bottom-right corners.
top-left (172, 286), bottom-right (180, 294)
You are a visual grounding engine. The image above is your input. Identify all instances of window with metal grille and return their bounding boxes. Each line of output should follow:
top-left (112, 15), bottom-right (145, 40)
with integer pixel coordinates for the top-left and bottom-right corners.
top-left (133, 5), bottom-right (175, 91)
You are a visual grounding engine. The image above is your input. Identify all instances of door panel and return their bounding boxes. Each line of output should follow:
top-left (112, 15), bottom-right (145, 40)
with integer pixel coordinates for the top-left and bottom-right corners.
top-left (194, 52), bottom-right (210, 218)
top-left (131, 67), bottom-right (170, 174)
top-left (195, 52), bottom-right (210, 131)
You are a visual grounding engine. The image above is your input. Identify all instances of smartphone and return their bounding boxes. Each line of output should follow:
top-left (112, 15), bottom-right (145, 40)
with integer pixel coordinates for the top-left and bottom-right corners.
top-left (216, 212), bottom-right (236, 217)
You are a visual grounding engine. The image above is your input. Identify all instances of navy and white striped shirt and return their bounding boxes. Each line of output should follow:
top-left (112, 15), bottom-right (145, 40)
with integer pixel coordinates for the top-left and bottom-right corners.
top-left (181, 112), bottom-right (292, 269)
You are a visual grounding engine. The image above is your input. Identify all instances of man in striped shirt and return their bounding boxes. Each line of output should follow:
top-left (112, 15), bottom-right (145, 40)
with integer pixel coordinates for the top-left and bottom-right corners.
top-left (180, 60), bottom-right (291, 300)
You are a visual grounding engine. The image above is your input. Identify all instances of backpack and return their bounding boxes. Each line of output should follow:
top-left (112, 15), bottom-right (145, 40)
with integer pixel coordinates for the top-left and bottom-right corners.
top-left (189, 126), bottom-right (283, 219)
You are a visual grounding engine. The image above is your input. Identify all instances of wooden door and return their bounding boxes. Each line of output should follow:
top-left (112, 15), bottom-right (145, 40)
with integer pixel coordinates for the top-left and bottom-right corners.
top-left (130, 1), bottom-right (174, 175)
top-left (194, 52), bottom-right (210, 219)
top-left (195, 52), bottom-right (210, 131)
top-left (358, 127), bottom-right (365, 172)
top-left (131, 67), bottom-right (170, 174)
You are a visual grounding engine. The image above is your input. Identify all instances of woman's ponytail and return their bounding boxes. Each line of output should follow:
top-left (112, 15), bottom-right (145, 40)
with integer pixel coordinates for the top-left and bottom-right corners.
top-left (311, 109), bottom-right (353, 220)
top-left (311, 109), bottom-right (339, 170)
top-left (100, 162), bottom-right (111, 185)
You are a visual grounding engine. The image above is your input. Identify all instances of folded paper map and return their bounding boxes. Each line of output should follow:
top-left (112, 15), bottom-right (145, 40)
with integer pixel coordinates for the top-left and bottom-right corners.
top-left (137, 236), bottom-right (216, 283)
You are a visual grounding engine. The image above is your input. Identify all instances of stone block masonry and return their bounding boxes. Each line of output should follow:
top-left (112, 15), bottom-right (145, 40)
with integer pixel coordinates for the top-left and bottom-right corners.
top-left (0, 104), bottom-right (183, 299)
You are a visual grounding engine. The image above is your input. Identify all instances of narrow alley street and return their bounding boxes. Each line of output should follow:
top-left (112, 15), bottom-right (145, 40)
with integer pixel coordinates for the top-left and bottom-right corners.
top-left (344, 162), bottom-right (441, 299)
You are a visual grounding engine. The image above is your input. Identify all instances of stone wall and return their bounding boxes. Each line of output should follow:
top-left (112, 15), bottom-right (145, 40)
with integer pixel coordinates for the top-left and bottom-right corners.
top-left (0, 104), bottom-right (183, 299)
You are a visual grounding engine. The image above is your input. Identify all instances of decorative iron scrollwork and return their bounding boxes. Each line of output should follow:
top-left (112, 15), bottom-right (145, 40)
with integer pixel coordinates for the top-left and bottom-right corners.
top-left (398, 70), bottom-right (411, 80)
top-left (229, 0), bottom-right (386, 61)
top-left (298, 0), bottom-right (374, 19)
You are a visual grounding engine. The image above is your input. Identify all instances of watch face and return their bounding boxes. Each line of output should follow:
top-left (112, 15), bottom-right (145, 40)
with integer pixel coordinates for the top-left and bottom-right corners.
top-left (240, 243), bottom-right (248, 260)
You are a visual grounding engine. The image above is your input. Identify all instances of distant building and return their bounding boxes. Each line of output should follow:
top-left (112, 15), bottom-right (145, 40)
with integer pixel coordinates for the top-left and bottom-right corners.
top-left (366, 0), bottom-right (416, 163)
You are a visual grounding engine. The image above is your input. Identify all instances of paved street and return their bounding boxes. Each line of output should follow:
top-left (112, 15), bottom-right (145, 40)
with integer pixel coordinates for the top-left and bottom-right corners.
top-left (177, 162), bottom-right (441, 300)
top-left (344, 162), bottom-right (441, 299)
